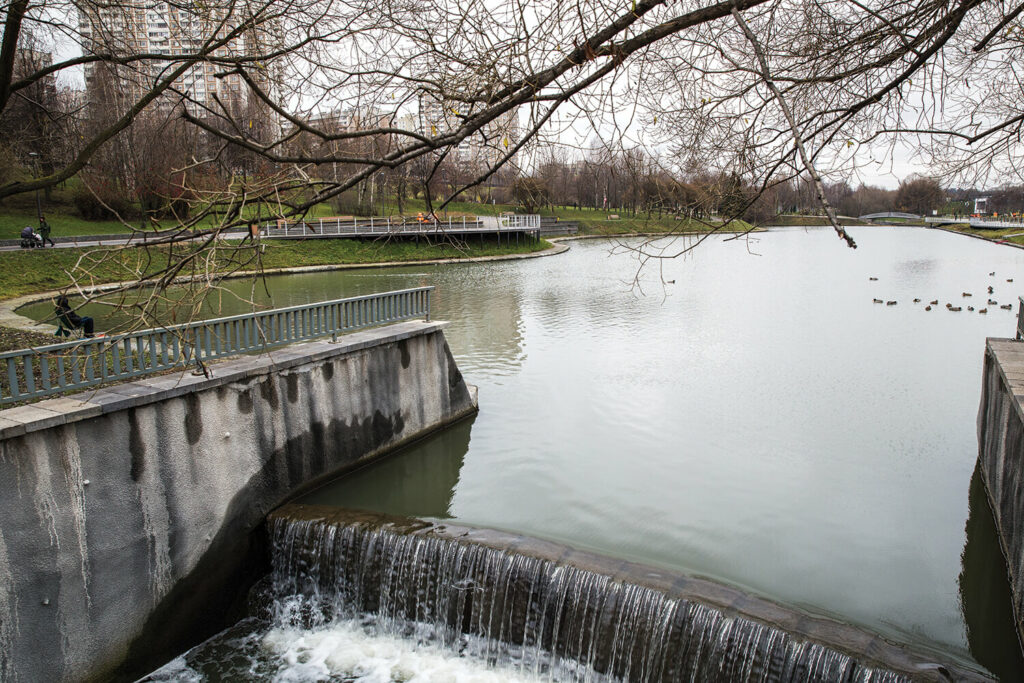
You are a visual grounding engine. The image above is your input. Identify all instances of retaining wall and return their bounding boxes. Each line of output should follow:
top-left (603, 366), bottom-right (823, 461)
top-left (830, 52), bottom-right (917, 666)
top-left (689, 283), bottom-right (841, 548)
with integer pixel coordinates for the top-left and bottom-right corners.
top-left (0, 320), bottom-right (477, 682)
top-left (977, 338), bottom-right (1024, 645)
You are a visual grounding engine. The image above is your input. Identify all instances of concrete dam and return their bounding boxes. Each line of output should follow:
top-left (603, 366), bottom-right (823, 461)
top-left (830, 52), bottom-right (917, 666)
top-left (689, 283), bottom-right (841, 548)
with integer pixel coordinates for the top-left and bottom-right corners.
top-left (0, 320), bottom-right (478, 681)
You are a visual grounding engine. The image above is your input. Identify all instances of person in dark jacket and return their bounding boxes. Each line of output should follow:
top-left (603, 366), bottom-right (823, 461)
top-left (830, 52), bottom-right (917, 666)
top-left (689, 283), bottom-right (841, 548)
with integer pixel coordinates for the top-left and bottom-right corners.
top-left (55, 294), bottom-right (95, 337)
top-left (38, 216), bottom-right (54, 247)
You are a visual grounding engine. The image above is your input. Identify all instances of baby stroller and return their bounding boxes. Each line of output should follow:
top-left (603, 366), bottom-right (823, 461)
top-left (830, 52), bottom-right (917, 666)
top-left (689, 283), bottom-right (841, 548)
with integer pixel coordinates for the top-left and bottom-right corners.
top-left (20, 226), bottom-right (43, 248)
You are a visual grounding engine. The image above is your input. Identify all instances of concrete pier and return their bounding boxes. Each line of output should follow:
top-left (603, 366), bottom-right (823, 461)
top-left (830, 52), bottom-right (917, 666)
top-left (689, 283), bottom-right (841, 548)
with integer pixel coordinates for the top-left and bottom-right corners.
top-left (0, 321), bottom-right (477, 682)
top-left (977, 338), bottom-right (1024, 647)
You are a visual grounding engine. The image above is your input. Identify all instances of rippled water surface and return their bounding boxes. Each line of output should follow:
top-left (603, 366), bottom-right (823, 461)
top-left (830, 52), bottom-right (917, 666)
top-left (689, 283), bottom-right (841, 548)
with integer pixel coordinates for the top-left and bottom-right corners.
top-left (36, 226), bottom-right (1024, 677)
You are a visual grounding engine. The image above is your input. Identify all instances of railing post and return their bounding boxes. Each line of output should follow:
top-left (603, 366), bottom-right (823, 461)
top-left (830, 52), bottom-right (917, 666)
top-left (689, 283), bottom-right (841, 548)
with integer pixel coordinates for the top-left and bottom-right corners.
top-left (1018, 296), bottom-right (1024, 340)
top-left (425, 288), bottom-right (431, 322)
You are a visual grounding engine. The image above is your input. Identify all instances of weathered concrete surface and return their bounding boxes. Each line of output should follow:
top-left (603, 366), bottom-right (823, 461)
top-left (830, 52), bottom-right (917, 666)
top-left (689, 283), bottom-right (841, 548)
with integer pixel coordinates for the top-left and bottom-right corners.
top-left (977, 338), bottom-right (1024, 647)
top-left (0, 320), bottom-right (477, 682)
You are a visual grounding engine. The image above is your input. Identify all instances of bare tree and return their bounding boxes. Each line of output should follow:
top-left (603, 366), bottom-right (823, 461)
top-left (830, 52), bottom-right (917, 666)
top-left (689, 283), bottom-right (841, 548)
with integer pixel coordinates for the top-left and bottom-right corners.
top-left (1, 0), bottom-right (1023, 317)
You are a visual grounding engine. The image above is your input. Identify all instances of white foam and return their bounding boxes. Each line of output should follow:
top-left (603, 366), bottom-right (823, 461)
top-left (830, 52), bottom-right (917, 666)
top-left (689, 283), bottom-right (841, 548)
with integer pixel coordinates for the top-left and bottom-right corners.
top-left (142, 655), bottom-right (203, 682)
top-left (261, 620), bottom-right (555, 683)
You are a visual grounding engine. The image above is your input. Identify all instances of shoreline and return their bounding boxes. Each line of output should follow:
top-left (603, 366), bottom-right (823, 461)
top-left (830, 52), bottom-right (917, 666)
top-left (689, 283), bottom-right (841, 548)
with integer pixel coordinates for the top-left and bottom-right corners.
top-left (0, 241), bottom-right (572, 334)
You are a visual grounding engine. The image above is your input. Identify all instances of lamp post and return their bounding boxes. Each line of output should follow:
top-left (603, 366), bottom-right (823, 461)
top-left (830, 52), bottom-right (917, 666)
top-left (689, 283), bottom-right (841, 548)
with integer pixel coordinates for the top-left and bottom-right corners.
top-left (27, 152), bottom-right (41, 225)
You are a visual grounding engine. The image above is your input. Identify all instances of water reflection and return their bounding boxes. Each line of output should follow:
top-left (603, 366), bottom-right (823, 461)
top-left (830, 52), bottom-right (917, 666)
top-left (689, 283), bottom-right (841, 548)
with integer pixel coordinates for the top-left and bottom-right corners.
top-left (959, 463), bottom-right (1024, 679)
top-left (17, 264), bottom-right (529, 379)
top-left (299, 416), bottom-right (473, 519)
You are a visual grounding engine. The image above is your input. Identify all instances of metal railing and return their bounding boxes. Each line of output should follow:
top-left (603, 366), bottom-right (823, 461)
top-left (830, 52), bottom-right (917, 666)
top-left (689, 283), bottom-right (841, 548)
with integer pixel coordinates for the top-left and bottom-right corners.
top-left (1018, 296), bottom-right (1024, 341)
top-left (498, 214), bottom-right (541, 230)
top-left (264, 214), bottom-right (542, 239)
top-left (0, 287), bottom-right (433, 405)
top-left (266, 216), bottom-right (487, 238)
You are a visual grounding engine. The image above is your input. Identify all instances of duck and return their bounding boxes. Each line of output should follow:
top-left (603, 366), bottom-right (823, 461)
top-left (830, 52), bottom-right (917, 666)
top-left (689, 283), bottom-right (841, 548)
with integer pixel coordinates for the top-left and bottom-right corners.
top-left (930, 299), bottom-right (939, 305)
top-left (873, 298), bottom-right (884, 304)
top-left (869, 277), bottom-right (878, 281)
top-left (913, 298), bottom-right (921, 303)
top-left (990, 272), bottom-right (996, 276)
top-left (968, 306), bottom-right (975, 311)
top-left (979, 308), bottom-right (988, 314)
top-left (666, 280), bottom-right (675, 284)
top-left (1009, 279), bottom-right (1015, 283)
top-left (1002, 304), bottom-right (1013, 310)
top-left (989, 299), bottom-right (998, 305)
top-left (886, 300), bottom-right (897, 306)
top-left (946, 303), bottom-right (953, 308)
top-left (963, 292), bottom-right (972, 297)
top-left (988, 286), bottom-right (994, 294)
top-left (925, 305), bottom-right (932, 311)
top-left (950, 306), bottom-right (962, 312)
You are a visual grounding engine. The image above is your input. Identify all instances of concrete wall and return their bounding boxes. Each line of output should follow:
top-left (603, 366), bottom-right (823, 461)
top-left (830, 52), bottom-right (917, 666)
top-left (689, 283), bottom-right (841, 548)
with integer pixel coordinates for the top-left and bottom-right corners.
top-left (977, 338), bottom-right (1024, 645)
top-left (0, 321), bottom-right (477, 682)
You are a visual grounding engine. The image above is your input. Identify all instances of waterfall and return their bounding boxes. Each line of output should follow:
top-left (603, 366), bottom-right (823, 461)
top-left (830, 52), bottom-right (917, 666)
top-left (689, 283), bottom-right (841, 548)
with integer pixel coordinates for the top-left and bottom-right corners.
top-left (263, 506), bottom-right (929, 683)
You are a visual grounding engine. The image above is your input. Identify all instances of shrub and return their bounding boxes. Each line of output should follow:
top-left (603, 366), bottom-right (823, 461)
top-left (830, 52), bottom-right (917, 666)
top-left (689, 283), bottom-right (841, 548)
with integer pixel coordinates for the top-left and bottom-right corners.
top-left (72, 186), bottom-right (134, 221)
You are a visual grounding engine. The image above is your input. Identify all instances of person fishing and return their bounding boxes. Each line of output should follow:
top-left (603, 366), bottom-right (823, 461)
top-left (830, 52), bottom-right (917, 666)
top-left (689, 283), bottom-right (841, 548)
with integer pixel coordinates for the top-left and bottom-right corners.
top-left (55, 294), bottom-right (96, 337)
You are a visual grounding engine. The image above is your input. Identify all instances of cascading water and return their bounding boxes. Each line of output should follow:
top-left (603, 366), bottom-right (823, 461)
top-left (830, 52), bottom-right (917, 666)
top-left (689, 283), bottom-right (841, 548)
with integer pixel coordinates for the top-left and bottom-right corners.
top-left (262, 509), bottom-right (917, 683)
top-left (143, 505), bottom-right (982, 682)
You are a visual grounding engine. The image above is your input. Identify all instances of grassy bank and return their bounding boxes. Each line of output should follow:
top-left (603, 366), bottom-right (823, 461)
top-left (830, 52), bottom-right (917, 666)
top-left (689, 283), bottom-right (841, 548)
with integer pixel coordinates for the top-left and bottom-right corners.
top-left (939, 224), bottom-right (1024, 246)
top-left (0, 195), bottom-right (757, 239)
top-left (0, 236), bottom-right (552, 302)
top-left (763, 215), bottom-right (869, 227)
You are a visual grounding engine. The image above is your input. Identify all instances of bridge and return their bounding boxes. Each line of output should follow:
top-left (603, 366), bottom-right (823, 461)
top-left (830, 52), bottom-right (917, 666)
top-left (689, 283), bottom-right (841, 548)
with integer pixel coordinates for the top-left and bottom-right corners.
top-left (858, 212), bottom-right (922, 220)
top-left (263, 213), bottom-right (542, 241)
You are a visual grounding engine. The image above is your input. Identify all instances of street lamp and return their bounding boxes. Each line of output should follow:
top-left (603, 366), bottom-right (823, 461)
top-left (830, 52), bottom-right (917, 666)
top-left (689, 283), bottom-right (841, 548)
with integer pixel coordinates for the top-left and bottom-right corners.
top-left (27, 152), bottom-right (41, 225)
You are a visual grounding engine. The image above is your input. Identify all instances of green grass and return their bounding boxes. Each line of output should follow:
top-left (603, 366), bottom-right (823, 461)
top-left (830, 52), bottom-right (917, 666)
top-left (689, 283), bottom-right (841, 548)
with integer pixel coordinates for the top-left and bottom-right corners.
top-left (578, 215), bottom-right (752, 235)
top-left (2, 190), bottom-right (762, 241)
top-left (0, 211), bottom-right (139, 237)
top-left (763, 215), bottom-right (869, 227)
top-left (942, 224), bottom-right (1024, 246)
top-left (0, 236), bottom-right (552, 301)
top-left (0, 325), bottom-right (64, 353)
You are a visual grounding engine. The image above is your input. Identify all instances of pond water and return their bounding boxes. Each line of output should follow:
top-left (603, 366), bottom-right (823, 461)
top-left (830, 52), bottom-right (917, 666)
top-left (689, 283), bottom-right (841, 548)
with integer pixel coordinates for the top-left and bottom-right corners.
top-left (33, 226), bottom-right (1024, 678)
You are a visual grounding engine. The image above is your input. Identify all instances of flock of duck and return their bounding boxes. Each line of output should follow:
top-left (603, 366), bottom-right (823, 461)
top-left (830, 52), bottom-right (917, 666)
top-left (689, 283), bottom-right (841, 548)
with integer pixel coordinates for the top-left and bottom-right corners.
top-left (870, 272), bottom-right (1017, 314)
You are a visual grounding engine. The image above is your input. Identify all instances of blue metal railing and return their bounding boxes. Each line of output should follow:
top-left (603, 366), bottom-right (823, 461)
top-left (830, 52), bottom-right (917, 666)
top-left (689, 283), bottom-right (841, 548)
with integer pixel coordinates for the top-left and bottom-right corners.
top-left (0, 287), bottom-right (433, 405)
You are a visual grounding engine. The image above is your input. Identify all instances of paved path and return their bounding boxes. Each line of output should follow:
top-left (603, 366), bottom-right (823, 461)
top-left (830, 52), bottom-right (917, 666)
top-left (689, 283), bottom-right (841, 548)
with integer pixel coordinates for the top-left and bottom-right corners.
top-left (0, 231), bottom-right (249, 252)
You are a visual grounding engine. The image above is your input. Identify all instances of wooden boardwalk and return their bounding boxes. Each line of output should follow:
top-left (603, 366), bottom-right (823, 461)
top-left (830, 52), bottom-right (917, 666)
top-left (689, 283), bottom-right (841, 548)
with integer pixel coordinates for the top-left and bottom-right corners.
top-left (263, 214), bottom-right (542, 240)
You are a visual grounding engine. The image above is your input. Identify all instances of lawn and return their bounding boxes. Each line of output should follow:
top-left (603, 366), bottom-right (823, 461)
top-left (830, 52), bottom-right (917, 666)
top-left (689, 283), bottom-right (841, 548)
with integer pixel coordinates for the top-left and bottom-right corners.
top-left (0, 236), bottom-right (552, 301)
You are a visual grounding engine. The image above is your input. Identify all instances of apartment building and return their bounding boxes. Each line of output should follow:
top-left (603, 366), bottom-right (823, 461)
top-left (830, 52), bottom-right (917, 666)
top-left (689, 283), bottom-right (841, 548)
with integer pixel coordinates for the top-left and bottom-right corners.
top-left (77, 1), bottom-right (254, 112)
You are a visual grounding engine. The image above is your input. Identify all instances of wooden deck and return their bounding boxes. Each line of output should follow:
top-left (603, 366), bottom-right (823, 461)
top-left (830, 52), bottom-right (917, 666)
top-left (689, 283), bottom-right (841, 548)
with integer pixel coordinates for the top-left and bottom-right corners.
top-left (263, 214), bottom-right (542, 239)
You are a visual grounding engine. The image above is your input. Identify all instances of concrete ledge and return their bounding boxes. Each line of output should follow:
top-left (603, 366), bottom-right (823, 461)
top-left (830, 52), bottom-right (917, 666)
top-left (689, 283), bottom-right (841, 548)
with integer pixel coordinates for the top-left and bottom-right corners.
top-left (978, 337), bottom-right (1024, 651)
top-left (270, 505), bottom-right (988, 682)
top-left (0, 320), bottom-right (478, 682)
top-left (0, 320), bottom-right (449, 438)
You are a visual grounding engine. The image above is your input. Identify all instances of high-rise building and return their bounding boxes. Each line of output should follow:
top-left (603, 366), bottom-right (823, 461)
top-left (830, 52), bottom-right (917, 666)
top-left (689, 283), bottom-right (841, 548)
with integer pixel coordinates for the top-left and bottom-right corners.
top-left (77, 2), bottom-right (254, 112)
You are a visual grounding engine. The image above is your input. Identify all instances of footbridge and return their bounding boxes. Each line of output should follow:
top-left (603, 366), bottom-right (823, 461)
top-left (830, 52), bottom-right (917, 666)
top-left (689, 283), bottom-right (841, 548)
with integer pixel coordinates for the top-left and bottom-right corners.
top-left (264, 214), bottom-right (541, 241)
top-left (858, 212), bottom-right (921, 221)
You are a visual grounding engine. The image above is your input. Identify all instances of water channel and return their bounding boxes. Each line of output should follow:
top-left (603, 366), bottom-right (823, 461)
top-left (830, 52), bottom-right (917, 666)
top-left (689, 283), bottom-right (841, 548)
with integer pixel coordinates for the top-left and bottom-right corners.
top-left (24, 226), bottom-right (1024, 680)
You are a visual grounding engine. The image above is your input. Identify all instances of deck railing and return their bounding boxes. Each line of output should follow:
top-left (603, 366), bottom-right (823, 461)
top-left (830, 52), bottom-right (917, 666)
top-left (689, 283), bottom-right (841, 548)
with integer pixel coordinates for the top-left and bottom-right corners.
top-left (1018, 296), bottom-right (1024, 341)
top-left (0, 287), bottom-right (433, 405)
top-left (267, 216), bottom-right (486, 238)
top-left (264, 214), bottom-right (542, 238)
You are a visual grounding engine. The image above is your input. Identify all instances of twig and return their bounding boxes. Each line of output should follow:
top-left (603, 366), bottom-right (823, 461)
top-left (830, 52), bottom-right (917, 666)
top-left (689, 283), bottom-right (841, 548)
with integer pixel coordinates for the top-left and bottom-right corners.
top-left (732, 7), bottom-right (856, 248)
